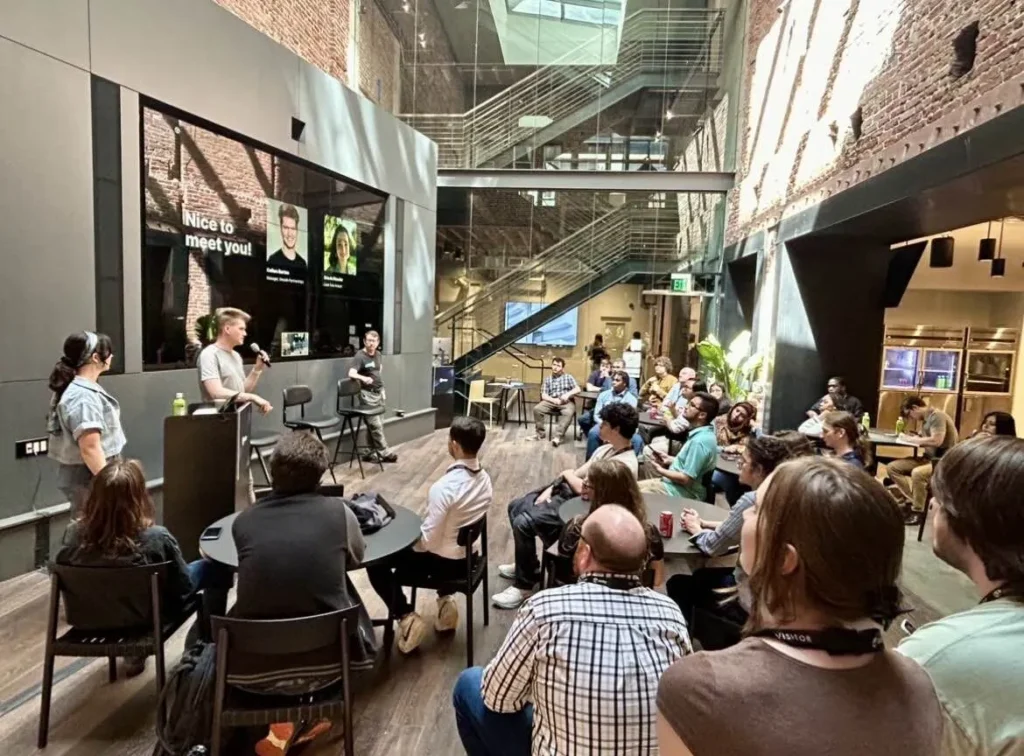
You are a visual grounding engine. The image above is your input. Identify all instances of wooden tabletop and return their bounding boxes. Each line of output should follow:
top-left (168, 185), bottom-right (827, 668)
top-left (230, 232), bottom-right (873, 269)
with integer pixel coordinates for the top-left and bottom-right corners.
top-left (559, 494), bottom-right (725, 557)
top-left (199, 504), bottom-right (424, 570)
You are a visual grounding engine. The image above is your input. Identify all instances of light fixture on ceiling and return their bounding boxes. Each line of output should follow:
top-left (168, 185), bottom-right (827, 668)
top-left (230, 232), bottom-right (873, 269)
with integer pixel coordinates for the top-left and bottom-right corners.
top-left (665, 110), bottom-right (674, 121)
top-left (929, 236), bottom-right (954, 268)
top-left (979, 220), bottom-right (997, 261)
top-left (992, 219), bottom-right (1006, 277)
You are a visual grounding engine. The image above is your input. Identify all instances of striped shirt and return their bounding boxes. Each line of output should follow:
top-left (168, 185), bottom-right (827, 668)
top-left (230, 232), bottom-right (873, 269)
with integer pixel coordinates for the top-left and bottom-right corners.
top-left (482, 573), bottom-right (691, 755)
top-left (693, 490), bottom-right (755, 557)
top-left (543, 372), bottom-right (579, 399)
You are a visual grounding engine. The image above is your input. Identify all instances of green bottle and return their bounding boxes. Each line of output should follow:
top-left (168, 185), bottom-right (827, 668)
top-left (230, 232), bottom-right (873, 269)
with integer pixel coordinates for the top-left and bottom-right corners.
top-left (895, 417), bottom-right (906, 435)
top-left (172, 392), bottom-right (188, 417)
top-left (861, 412), bottom-right (871, 432)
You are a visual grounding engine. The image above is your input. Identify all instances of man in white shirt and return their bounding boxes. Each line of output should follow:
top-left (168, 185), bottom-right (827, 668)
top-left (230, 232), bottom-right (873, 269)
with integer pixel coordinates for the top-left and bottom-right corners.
top-left (366, 416), bottom-right (493, 653)
top-left (493, 402), bottom-right (640, 610)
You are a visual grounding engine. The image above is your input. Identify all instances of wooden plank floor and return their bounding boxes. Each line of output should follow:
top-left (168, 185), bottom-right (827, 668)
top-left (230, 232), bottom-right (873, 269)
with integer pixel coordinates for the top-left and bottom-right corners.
top-left (0, 425), bottom-right (971, 755)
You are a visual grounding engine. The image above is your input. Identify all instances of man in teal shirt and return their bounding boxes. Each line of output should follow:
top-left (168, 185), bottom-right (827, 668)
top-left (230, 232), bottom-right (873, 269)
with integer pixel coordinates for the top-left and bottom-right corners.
top-left (897, 436), bottom-right (1024, 756)
top-left (640, 392), bottom-right (719, 500)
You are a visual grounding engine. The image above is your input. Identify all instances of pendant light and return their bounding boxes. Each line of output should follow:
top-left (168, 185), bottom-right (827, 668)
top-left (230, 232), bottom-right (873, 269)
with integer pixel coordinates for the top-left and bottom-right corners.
top-left (978, 221), bottom-right (997, 261)
top-left (991, 219), bottom-right (1006, 277)
top-left (929, 236), bottom-right (955, 268)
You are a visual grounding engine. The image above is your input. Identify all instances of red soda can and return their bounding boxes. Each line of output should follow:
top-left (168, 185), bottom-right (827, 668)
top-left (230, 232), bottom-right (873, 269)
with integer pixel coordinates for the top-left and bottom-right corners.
top-left (659, 511), bottom-right (674, 538)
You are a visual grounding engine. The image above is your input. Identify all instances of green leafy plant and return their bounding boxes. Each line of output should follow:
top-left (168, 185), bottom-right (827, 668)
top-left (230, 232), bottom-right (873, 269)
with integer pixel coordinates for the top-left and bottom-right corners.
top-left (195, 313), bottom-right (217, 345)
top-left (696, 331), bottom-right (764, 401)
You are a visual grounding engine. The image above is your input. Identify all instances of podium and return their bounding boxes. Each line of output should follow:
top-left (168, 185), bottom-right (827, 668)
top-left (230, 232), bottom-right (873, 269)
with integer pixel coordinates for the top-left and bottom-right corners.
top-left (163, 402), bottom-right (252, 560)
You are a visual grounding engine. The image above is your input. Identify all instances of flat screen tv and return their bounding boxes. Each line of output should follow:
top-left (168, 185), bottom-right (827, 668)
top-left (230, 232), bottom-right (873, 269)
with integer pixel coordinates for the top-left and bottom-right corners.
top-left (504, 302), bottom-right (579, 346)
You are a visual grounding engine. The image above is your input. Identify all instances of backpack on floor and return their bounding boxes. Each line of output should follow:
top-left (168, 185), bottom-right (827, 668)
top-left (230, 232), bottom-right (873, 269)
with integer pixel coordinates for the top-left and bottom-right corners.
top-left (152, 640), bottom-right (217, 756)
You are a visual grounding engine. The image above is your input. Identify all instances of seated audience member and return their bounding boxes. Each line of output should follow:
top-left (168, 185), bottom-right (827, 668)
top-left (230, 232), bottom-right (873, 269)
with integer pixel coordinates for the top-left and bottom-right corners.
top-left (974, 410), bottom-right (1017, 438)
top-left (774, 428), bottom-right (818, 457)
top-left (532, 357), bottom-right (581, 447)
top-left (557, 458), bottom-right (664, 587)
top-left (495, 403), bottom-right (640, 610)
top-left (640, 392), bottom-right (719, 500)
top-left (898, 436), bottom-right (1024, 756)
top-left (708, 381), bottom-right (732, 416)
top-left (797, 393), bottom-right (839, 435)
top-left (585, 358), bottom-right (612, 392)
top-left (821, 410), bottom-right (870, 468)
top-left (663, 367), bottom-right (696, 409)
top-left (657, 456), bottom-right (943, 756)
top-left (233, 431), bottom-right (377, 754)
top-left (670, 435), bottom-right (802, 623)
top-left (611, 358), bottom-right (639, 396)
top-left (455, 505), bottom-right (690, 756)
top-left (583, 370), bottom-right (640, 459)
top-left (710, 401), bottom-right (757, 505)
top-left (889, 396), bottom-right (958, 526)
top-left (57, 459), bottom-right (230, 677)
top-left (640, 376), bottom-right (706, 449)
top-left (639, 356), bottom-right (677, 406)
top-left (367, 417), bottom-right (492, 654)
top-left (806, 375), bottom-right (863, 421)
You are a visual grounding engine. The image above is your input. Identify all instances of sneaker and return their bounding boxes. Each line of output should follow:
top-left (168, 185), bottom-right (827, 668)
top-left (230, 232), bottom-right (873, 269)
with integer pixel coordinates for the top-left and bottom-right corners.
top-left (904, 510), bottom-right (925, 527)
top-left (535, 430), bottom-right (546, 440)
top-left (381, 451), bottom-right (398, 463)
top-left (497, 563), bottom-right (517, 580)
top-left (397, 612), bottom-right (426, 654)
top-left (551, 437), bottom-right (561, 447)
top-left (361, 451), bottom-right (381, 463)
top-left (435, 595), bottom-right (459, 633)
top-left (492, 585), bottom-right (534, 610)
top-left (123, 655), bottom-right (146, 678)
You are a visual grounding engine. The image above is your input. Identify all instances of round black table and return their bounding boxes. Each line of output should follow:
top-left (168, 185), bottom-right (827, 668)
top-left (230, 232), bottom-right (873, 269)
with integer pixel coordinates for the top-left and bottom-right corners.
top-left (559, 494), bottom-right (725, 558)
top-left (638, 414), bottom-right (665, 430)
top-left (199, 504), bottom-right (423, 570)
top-left (716, 453), bottom-right (741, 476)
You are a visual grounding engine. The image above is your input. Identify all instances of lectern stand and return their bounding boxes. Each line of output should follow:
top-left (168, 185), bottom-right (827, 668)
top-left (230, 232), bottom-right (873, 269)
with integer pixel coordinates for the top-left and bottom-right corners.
top-left (163, 402), bottom-right (252, 560)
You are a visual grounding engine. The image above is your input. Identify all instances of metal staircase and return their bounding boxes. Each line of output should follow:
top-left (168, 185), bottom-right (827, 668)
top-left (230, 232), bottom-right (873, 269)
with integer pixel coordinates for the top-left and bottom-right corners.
top-left (402, 8), bottom-right (724, 169)
top-left (437, 202), bottom-right (681, 374)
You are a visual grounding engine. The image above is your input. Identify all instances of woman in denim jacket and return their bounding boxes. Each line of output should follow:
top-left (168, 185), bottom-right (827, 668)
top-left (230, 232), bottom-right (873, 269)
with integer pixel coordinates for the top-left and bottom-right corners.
top-left (47, 331), bottom-right (126, 514)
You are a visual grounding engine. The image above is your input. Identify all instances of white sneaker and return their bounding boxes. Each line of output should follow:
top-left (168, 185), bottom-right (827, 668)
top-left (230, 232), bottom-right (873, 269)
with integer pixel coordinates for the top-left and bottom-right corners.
top-left (492, 585), bottom-right (534, 610)
top-left (396, 612), bottom-right (426, 654)
top-left (435, 595), bottom-right (459, 633)
top-left (497, 563), bottom-right (517, 580)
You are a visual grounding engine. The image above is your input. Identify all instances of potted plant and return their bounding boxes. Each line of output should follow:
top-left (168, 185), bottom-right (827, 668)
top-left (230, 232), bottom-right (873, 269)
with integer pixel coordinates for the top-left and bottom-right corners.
top-left (696, 331), bottom-right (764, 401)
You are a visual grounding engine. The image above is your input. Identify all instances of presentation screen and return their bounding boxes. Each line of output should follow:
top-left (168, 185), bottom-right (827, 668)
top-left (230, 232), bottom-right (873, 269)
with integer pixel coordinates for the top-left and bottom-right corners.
top-left (504, 302), bottom-right (579, 346)
top-left (140, 101), bottom-right (387, 370)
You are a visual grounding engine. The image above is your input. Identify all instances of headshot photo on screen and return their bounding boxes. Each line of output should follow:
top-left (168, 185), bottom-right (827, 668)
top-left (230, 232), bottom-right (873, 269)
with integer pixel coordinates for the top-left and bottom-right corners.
top-left (266, 199), bottom-right (308, 282)
top-left (324, 215), bottom-right (358, 276)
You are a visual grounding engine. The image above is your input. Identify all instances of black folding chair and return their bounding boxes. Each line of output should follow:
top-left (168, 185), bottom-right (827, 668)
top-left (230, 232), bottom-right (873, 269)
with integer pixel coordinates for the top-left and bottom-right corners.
top-left (282, 385), bottom-right (342, 483)
top-left (38, 562), bottom-right (201, 747)
top-left (331, 378), bottom-right (386, 479)
top-left (388, 517), bottom-right (489, 668)
top-left (250, 433), bottom-right (279, 487)
top-left (210, 606), bottom-right (361, 756)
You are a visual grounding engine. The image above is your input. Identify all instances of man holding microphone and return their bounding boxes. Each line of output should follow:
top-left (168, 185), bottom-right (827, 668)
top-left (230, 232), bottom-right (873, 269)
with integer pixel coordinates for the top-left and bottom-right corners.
top-left (197, 307), bottom-right (273, 414)
top-left (348, 330), bottom-right (398, 463)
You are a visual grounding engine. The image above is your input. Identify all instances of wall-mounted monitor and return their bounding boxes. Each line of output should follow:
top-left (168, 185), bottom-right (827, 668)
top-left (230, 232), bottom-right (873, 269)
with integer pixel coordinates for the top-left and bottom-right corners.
top-left (504, 302), bottom-right (579, 346)
top-left (140, 101), bottom-right (387, 370)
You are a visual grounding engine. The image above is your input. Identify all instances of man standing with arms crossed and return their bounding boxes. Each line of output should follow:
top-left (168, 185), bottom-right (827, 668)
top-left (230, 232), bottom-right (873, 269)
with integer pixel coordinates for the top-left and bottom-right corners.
top-left (348, 330), bottom-right (398, 463)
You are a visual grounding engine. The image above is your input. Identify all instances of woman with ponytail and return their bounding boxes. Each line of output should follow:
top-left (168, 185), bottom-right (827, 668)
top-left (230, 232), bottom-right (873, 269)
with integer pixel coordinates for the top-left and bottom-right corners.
top-left (821, 410), bottom-right (872, 469)
top-left (47, 331), bottom-right (125, 513)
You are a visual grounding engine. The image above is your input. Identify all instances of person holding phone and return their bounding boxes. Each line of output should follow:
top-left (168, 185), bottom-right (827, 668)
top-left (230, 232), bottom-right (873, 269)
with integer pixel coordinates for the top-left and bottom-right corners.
top-left (47, 330), bottom-right (125, 515)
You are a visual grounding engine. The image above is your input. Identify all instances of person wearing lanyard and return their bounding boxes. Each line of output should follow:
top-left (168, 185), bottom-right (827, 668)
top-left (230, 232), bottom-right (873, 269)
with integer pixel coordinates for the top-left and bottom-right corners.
top-left (47, 331), bottom-right (126, 515)
top-left (656, 456), bottom-right (943, 756)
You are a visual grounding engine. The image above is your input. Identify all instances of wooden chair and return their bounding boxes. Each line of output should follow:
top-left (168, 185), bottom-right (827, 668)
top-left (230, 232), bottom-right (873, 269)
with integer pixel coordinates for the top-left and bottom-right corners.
top-left (467, 380), bottom-right (499, 427)
top-left (388, 517), bottom-right (489, 668)
top-left (38, 562), bottom-right (200, 748)
top-left (210, 606), bottom-right (361, 756)
top-left (331, 378), bottom-right (386, 479)
top-left (282, 385), bottom-right (342, 482)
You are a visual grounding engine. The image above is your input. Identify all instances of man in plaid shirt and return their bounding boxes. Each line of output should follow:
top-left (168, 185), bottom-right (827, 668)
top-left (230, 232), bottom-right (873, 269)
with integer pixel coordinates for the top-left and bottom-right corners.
top-left (533, 358), bottom-right (581, 446)
top-left (454, 505), bottom-right (690, 755)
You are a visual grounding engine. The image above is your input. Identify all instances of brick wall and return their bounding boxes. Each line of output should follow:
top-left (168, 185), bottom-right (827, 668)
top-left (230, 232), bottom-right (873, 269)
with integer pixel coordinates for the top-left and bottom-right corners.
top-left (359, 1), bottom-right (402, 110)
top-left (727, 0), bottom-right (1024, 244)
top-left (390, 0), bottom-right (468, 114)
top-left (675, 96), bottom-right (729, 255)
top-left (214, 0), bottom-right (350, 83)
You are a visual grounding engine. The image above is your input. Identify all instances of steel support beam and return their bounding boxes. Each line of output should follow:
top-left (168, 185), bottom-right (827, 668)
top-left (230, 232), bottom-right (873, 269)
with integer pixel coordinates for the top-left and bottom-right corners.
top-left (437, 170), bottom-right (734, 193)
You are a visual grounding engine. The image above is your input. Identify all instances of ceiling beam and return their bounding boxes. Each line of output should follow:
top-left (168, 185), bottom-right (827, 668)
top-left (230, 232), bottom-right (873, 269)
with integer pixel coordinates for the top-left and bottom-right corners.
top-left (437, 169), bottom-right (733, 192)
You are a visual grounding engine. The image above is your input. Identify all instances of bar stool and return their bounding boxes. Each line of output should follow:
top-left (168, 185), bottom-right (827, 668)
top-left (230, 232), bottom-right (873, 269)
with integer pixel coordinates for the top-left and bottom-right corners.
top-left (331, 379), bottom-right (386, 479)
top-left (282, 386), bottom-right (342, 483)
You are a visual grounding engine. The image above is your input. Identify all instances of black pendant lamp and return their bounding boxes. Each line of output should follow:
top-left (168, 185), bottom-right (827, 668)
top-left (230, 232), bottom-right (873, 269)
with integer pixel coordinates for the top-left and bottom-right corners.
top-left (979, 221), bottom-right (997, 261)
top-left (929, 236), bottom-right (955, 268)
top-left (991, 220), bottom-right (1006, 277)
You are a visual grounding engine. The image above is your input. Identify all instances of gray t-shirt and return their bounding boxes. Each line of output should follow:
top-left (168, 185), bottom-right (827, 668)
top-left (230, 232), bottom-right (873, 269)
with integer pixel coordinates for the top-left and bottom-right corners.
top-left (922, 408), bottom-right (958, 459)
top-left (198, 344), bottom-right (246, 402)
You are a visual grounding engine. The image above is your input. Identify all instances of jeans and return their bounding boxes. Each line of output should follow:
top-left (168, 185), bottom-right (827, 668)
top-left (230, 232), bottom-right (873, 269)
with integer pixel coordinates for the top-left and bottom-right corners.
top-left (711, 469), bottom-right (747, 507)
top-left (453, 666), bottom-right (533, 756)
top-left (187, 558), bottom-right (233, 617)
top-left (359, 389), bottom-right (392, 455)
top-left (585, 426), bottom-right (644, 460)
top-left (578, 410), bottom-right (595, 436)
top-left (508, 491), bottom-right (566, 589)
top-left (366, 547), bottom-right (463, 617)
top-left (665, 568), bottom-right (735, 623)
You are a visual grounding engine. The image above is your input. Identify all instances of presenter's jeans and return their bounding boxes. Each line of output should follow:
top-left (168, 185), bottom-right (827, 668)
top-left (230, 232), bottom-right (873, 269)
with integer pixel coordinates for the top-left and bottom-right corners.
top-left (359, 389), bottom-right (393, 454)
top-left (453, 666), bottom-right (533, 756)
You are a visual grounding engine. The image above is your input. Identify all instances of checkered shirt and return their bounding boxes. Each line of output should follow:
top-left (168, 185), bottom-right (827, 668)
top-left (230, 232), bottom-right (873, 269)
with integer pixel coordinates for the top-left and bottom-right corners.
top-left (482, 573), bottom-right (691, 755)
top-left (543, 373), bottom-right (579, 399)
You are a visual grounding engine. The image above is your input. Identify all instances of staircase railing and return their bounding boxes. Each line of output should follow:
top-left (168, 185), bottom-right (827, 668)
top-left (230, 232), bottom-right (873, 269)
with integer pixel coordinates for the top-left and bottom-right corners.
top-left (403, 8), bottom-right (724, 168)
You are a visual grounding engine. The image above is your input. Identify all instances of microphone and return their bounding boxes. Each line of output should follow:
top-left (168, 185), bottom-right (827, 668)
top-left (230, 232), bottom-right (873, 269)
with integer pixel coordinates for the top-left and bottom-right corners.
top-left (250, 343), bottom-right (272, 367)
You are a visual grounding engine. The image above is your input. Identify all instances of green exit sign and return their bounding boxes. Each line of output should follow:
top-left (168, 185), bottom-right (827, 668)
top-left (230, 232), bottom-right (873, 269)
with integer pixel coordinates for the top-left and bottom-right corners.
top-left (671, 275), bottom-right (691, 292)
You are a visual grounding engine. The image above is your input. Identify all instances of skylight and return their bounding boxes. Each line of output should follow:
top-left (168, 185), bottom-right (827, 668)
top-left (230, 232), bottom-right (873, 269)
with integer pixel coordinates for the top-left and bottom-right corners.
top-left (507, 0), bottom-right (622, 27)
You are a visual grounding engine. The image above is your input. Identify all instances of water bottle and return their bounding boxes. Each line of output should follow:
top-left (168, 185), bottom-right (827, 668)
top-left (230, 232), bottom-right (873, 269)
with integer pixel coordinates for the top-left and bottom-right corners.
top-left (172, 392), bottom-right (188, 417)
top-left (861, 412), bottom-right (871, 432)
top-left (895, 417), bottom-right (906, 435)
